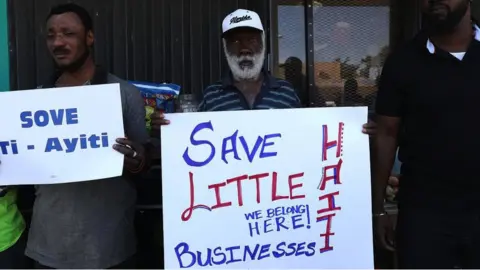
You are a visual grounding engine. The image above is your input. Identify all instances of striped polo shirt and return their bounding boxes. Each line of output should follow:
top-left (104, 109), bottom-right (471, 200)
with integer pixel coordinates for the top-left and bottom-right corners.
top-left (198, 70), bottom-right (301, 111)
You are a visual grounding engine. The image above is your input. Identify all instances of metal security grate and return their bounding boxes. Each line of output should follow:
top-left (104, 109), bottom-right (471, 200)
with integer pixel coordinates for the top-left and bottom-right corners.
top-left (271, 0), bottom-right (393, 109)
top-left (271, 0), bottom-right (309, 105)
top-left (311, 0), bottom-right (391, 109)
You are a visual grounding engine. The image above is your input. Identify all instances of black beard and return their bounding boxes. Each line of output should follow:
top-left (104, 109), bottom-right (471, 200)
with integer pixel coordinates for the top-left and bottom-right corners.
top-left (55, 46), bottom-right (91, 72)
top-left (422, 0), bottom-right (469, 35)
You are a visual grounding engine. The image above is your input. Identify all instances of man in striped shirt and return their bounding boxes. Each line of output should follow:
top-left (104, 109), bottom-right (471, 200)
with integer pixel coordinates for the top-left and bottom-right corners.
top-left (150, 9), bottom-right (377, 135)
top-left (198, 9), bottom-right (300, 111)
top-left (150, 8), bottom-right (300, 127)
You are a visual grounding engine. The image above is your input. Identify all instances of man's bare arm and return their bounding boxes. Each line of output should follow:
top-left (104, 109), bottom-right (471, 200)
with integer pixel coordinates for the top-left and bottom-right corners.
top-left (372, 115), bottom-right (400, 214)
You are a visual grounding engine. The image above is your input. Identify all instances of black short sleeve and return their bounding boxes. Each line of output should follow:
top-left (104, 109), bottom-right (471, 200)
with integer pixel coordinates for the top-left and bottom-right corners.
top-left (375, 53), bottom-right (405, 117)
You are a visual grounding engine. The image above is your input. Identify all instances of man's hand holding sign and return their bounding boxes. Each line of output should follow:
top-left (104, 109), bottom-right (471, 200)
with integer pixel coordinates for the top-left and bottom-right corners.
top-left (113, 137), bottom-right (146, 173)
top-left (150, 111), bottom-right (170, 138)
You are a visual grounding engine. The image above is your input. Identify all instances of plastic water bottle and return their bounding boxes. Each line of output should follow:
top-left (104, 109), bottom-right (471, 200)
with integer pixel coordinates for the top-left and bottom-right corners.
top-left (176, 94), bottom-right (198, 112)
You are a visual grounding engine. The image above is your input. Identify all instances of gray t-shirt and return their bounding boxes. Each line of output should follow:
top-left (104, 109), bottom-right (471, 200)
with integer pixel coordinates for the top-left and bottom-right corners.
top-left (25, 74), bottom-right (149, 269)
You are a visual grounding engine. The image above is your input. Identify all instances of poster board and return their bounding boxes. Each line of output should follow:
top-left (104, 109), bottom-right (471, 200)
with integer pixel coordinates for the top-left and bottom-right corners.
top-left (161, 107), bottom-right (373, 269)
top-left (0, 84), bottom-right (125, 185)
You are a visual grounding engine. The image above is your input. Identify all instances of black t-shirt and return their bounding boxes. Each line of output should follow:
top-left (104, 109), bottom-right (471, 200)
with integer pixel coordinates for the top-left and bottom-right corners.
top-left (375, 30), bottom-right (480, 211)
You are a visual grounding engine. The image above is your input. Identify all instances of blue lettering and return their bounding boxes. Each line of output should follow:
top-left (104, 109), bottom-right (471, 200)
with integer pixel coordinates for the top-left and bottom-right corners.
top-left (264, 219), bottom-right (273, 233)
top-left (244, 212), bottom-right (256, 220)
top-left (64, 138), bottom-right (78, 153)
top-left (275, 216), bottom-right (288, 231)
top-left (267, 205), bottom-right (307, 218)
top-left (239, 136), bottom-right (263, 163)
top-left (0, 141), bottom-right (10, 154)
top-left (243, 244), bottom-right (259, 261)
top-left (225, 246), bottom-right (242, 264)
top-left (266, 208), bottom-right (275, 218)
top-left (174, 242), bottom-right (196, 268)
top-left (196, 249), bottom-right (213, 267)
top-left (272, 242), bottom-right (286, 258)
top-left (295, 242), bottom-right (306, 256)
top-left (20, 108), bottom-right (78, 128)
top-left (248, 221), bottom-right (260, 237)
top-left (20, 111), bottom-right (33, 128)
top-left (90, 134), bottom-right (102, 148)
top-left (50, 109), bottom-right (63, 125)
top-left (101, 132), bottom-right (109, 147)
top-left (45, 133), bottom-right (108, 153)
top-left (249, 212), bottom-right (309, 238)
top-left (221, 130), bottom-right (241, 164)
top-left (292, 214), bottom-right (304, 229)
top-left (244, 210), bottom-right (262, 220)
top-left (49, 108), bottom-right (78, 125)
top-left (259, 133), bottom-right (281, 158)
top-left (173, 241), bottom-right (316, 267)
top-left (10, 140), bottom-right (18, 154)
top-left (79, 134), bottom-right (87, 149)
top-left (306, 242), bottom-right (316, 256)
top-left (34, 110), bottom-right (49, 127)
top-left (285, 243), bottom-right (296, 256)
top-left (211, 247), bottom-right (226, 265)
top-left (258, 244), bottom-right (271, 260)
top-left (182, 122), bottom-right (282, 166)
top-left (65, 108), bottom-right (78, 124)
top-left (45, 138), bottom-right (63, 152)
top-left (182, 121), bottom-right (215, 167)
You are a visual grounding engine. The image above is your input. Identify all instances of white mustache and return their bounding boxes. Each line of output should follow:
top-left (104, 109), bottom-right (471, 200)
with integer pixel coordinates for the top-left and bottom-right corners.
top-left (236, 55), bottom-right (255, 62)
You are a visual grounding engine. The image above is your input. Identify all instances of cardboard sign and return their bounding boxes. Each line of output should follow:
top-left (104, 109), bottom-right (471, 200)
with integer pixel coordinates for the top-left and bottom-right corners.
top-left (0, 84), bottom-right (125, 185)
top-left (161, 107), bottom-right (373, 269)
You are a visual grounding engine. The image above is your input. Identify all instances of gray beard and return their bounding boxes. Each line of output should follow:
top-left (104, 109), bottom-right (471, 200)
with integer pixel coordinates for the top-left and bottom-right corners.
top-left (223, 36), bottom-right (266, 81)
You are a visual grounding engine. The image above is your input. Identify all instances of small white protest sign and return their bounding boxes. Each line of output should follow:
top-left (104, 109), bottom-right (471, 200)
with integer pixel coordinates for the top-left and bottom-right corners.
top-left (0, 84), bottom-right (125, 185)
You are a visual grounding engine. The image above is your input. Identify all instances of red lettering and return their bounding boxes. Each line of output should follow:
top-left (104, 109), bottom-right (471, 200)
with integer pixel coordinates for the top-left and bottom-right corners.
top-left (181, 172), bottom-right (196, 221)
top-left (181, 172), bottom-right (211, 222)
top-left (318, 158), bottom-right (343, 190)
top-left (322, 122), bottom-right (344, 161)
top-left (317, 191), bottom-right (341, 216)
top-left (226, 174), bottom-right (249, 206)
top-left (208, 182), bottom-right (232, 209)
top-left (186, 172), bottom-right (305, 217)
top-left (317, 213), bottom-right (336, 253)
top-left (317, 123), bottom-right (343, 253)
top-left (271, 172), bottom-right (288, 201)
top-left (249, 172), bottom-right (269, 203)
top-left (288, 172), bottom-right (305, 200)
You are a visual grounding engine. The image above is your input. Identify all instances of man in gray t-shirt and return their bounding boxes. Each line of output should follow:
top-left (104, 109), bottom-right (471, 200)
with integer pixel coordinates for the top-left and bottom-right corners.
top-left (25, 3), bottom-right (149, 269)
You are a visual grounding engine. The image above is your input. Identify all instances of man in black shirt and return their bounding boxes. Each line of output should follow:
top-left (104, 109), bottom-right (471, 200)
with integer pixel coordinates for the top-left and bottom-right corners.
top-left (373, 0), bottom-right (480, 268)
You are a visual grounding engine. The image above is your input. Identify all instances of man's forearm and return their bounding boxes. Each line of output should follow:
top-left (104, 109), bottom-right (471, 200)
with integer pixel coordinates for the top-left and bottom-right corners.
top-left (372, 135), bottom-right (397, 214)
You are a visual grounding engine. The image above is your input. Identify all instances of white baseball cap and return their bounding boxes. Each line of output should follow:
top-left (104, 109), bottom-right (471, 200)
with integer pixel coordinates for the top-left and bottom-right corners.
top-left (222, 9), bottom-right (264, 35)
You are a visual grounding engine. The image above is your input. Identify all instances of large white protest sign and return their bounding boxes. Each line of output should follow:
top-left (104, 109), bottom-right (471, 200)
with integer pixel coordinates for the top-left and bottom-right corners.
top-left (161, 107), bottom-right (373, 269)
top-left (0, 84), bottom-right (125, 185)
